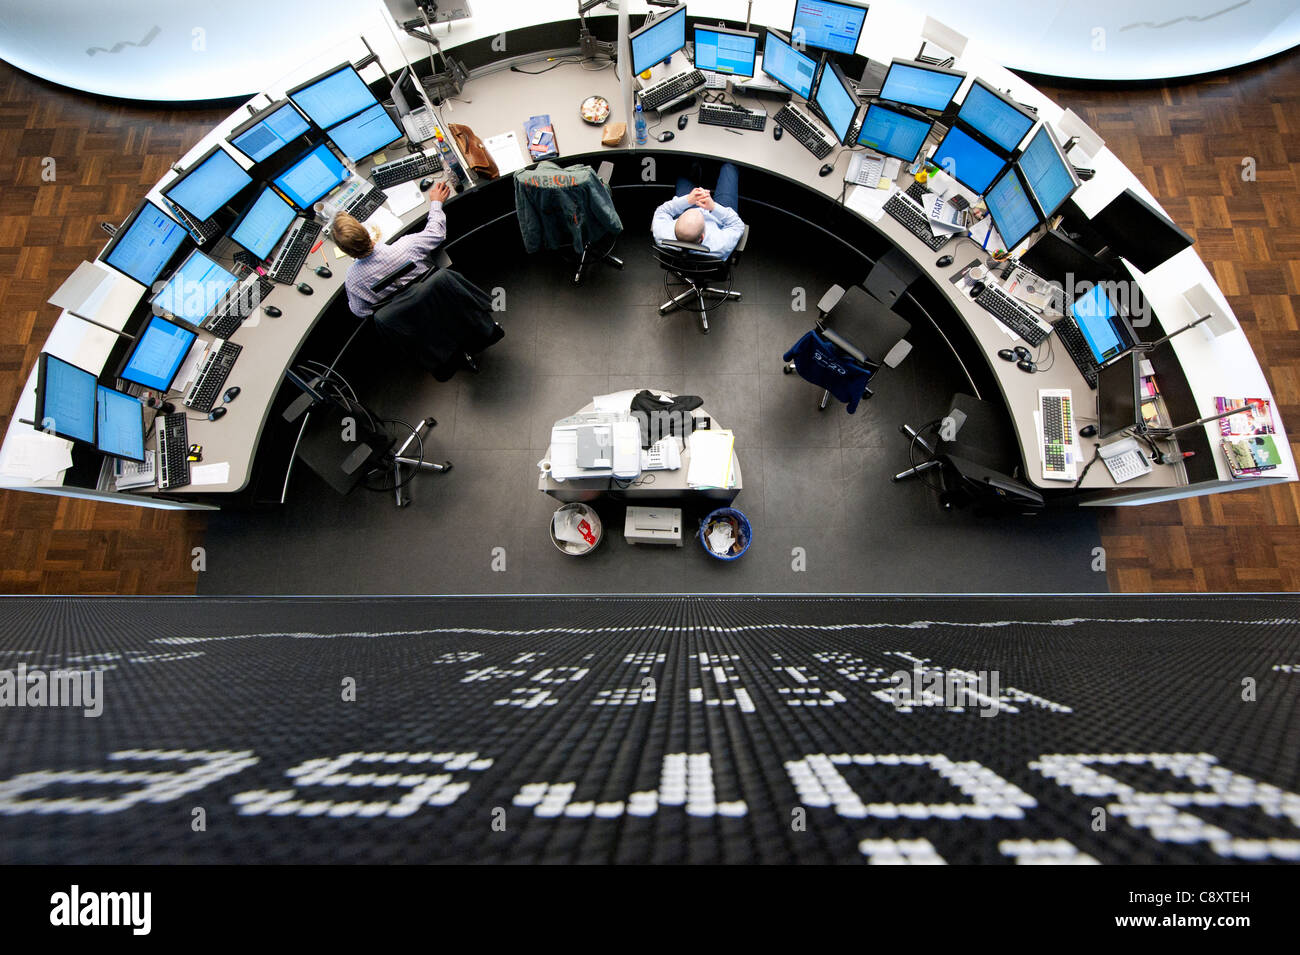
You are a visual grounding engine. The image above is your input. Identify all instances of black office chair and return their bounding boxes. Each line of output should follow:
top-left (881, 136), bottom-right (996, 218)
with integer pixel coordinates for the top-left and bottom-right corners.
top-left (892, 393), bottom-right (1044, 515)
top-left (862, 248), bottom-right (922, 308)
top-left (782, 283), bottom-right (912, 411)
top-left (652, 224), bottom-right (749, 334)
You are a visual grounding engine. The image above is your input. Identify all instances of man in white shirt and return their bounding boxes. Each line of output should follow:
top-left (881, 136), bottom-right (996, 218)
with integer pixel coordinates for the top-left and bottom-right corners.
top-left (651, 162), bottom-right (744, 258)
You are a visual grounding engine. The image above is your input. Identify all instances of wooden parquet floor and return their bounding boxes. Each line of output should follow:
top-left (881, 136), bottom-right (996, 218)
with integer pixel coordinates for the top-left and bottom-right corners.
top-left (0, 51), bottom-right (1296, 594)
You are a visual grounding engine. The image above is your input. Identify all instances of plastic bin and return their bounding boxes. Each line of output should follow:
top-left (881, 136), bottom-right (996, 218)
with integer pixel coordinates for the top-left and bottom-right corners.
top-left (698, 507), bottom-right (751, 561)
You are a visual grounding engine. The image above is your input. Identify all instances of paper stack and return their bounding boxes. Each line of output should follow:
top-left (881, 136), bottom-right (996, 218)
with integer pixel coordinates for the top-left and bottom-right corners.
top-left (686, 429), bottom-right (736, 488)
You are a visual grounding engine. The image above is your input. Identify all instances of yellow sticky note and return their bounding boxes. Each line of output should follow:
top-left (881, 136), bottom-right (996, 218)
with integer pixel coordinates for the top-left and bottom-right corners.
top-left (373, 153), bottom-right (387, 165)
top-left (334, 246), bottom-right (347, 258)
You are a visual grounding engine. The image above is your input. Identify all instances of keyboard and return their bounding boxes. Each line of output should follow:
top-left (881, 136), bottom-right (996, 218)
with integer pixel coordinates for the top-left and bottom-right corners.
top-left (204, 273), bottom-right (273, 340)
top-left (372, 151), bottom-right (443, 189)
top-left (268, 218), bottom-right (321, 284)
top-left (344, 186), bottom-right (387, 223)
top-left (974, 282), bottom-right (1052, 347)
top-left (884, 191), bottom-right (953, 251)
top-left (156, 412), bottom-right (191, 490)
top-left (184, 340), bottom-right (242, 413)
top-left (1038, 389), bottom-right (1078, 482)
top-left (773, 103), bottom-right (835, 159)
top-left (1054, 317), bottom-right (1100, 389)
top-left (698, 103), bottom-right (767, 132)
top-left (639, 70), bottom-right (706, 112)
top-left (164, 197), bottom-right (223, 245)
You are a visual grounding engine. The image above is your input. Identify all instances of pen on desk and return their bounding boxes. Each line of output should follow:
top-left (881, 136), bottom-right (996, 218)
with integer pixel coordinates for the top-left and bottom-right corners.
top-left (310, 239), bottom-right (324, 255)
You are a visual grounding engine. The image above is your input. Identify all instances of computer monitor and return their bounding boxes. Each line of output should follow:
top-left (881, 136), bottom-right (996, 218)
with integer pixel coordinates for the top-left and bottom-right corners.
top-left (227, 100), bottom-right (312, 165)
top-left (161, 145), bottom-right (253, 222)
top-left (856, 102), bottom-right (932, 162)
top-left (762, 29), bottom-right (818, 99)
top-left (287, 63), bottom-right (379, 129)
top-left (99, 200), bottom-right (190, 288)
top-left (272, 142), bottom-right (348, 211)
top-left (1088, 188), bottom-right (1195, 273)
top-left (227, 185), bottom-right (298, 261)
top-left (390, 68), bottom-right (426, 116)
top-left (878, 58), bottom-right (965, 113)
top-left (95, 385), bottom-right (146, 462)
top-left (326, 103), bottom-right (404, 163)
top-left (956, 78), bottom-right (1036, 155)
top-left (930, 125), bottom-right (1006, 195)
top-left (1069, 282), bottom-right (1132, 366)
top-left (150, 250), bottom-right (238, 326)
top-left (118, 315), bottom-right (198, 393)
top-left (1018, 124), bottom-right (1080, 219)
top-left (983, 166), bottom-right (1042, 251)
top-left (811, 60), bottom-right (860, 146)
top-left (34, 353), bottom-right (97, 445)
top-left (1020, 228), bottom-right (1115, 291)
top-left (790, 0), bottom-right (869, 55)
top-left (692, 25), bottom-right (758, 79)
top-left (630, 6), bottom-right (687, 76)
top-left (1097, 352), bottom-right (1140, 438)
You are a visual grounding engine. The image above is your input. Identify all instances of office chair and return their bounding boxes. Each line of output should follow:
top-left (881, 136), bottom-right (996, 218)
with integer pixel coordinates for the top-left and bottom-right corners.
top-left (892, 393), bottom-right (1044, 515)
top-left (652, 224), bottom-right (749, 334)
top-left (514, 160), bottom-right (624, 285)
top-left (782, 283), bottom-right (912, 412)
top-left (863, 248), bottom-right (922, 307)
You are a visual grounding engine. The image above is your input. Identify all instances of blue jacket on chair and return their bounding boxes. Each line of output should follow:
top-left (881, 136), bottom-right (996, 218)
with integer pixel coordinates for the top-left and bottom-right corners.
top-left (514, 161), bottom-right (623, 255)
top-left (783, 330), bottom-right (875, 414)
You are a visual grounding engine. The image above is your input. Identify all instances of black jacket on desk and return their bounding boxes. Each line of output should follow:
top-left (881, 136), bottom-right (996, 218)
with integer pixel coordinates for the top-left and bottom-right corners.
top-left (514, 161), bottom-right (623, 255)
top-left (372, 268), bottom-right (503, 382)
top-left (631, 390), bottom-right (705, 448)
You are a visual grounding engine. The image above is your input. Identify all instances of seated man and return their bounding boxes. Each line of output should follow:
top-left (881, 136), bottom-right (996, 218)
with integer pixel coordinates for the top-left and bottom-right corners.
top-left (336, 179), bottom-right (451, 318)
top-left (651, 162), bottom-right (745, 258)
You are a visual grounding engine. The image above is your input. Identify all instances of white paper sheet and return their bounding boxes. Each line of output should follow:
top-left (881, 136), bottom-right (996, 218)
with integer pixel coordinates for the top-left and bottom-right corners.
top-left (484, 131), bottom-right (527, 175)
top-left (383, 180), bottom-right (425, 217)
top-left (189, 462), bottom-right (230, 486)
top-left (845, 185), bottom-right (890, 222)
top-left (0, 430), bottom-right (73, 481)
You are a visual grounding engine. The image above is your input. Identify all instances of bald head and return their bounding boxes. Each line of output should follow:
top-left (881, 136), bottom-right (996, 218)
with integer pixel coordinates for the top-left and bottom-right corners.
top-left (674, 208), bottom-right (706, 244)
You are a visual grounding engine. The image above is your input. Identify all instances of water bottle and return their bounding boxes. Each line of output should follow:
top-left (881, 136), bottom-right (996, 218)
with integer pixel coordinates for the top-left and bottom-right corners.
top-left (634, 104), bottom-right (647, 146)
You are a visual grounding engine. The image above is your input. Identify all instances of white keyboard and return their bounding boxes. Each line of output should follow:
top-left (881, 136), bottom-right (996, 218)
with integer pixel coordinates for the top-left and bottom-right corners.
top-left (1038, 388), bottom-right (1078, 482)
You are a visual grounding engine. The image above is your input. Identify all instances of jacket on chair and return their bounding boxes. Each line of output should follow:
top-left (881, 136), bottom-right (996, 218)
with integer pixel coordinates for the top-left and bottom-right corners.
top-left (373, 268), bottom-right (503, 382)
top-left (783, 330), bottom-right (875, 414)
top-left (513, 161), bottom-right (623, 255)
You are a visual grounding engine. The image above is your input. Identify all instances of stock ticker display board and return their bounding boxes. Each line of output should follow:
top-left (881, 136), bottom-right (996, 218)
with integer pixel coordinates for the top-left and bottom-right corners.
top-left (0, 596), bottom-right (1297, 865)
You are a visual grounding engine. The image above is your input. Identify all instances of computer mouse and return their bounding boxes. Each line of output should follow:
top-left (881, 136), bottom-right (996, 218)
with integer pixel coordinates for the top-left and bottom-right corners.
top-left (262, 305), bottom-right (281, 317)
top-left (677, 114), bottom-right (689, 130)
top-left (223, 386), bottom-right (240, 403)
top-left (658, 131), bottom-right (675, 142)
top-left (315, 264), bottom-right (332, 279)
top-left (970, 280), bottom-right (987, 297)
top-left (773, 125), bottom-right (783, 141)
top-left (419, 177), bottom-right (435, 191)
top-left (208, 406), bottom-right (227, 421)
top-left (1014, 346), bottom-right (1033, 361)
top-left (819, 163), bottom-right (834, 177)
top-left (997, 348), bottom-right (1017, 362)
top-left (936, 254), bottom-right (954, 268)
top-left (296, 282), bottom-right (313, 295)
top-left (1016, 359), bottom-right (1036, 374)
top-left (1079, 424), bottom-right (1098, 438)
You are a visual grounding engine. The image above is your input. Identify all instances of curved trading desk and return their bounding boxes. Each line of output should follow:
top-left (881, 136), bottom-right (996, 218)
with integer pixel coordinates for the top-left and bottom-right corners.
top-left (1, 4), bottom-right (1293, 510)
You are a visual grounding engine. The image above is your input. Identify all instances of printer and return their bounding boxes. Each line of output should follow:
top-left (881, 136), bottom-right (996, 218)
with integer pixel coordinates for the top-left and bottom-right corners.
top-left (549, 412), bottom-right (641, 482)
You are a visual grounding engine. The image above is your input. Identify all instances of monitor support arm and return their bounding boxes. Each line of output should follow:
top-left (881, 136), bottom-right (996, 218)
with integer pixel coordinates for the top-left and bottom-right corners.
top-left (578, 0), bottom-right (617, 61)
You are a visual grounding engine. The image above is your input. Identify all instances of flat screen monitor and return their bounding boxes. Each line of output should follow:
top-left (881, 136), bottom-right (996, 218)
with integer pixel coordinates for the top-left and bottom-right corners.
top-left (790, 0), bottom-right (868, 55)
top-left (151, 250), bottom-right (238, 326)
top-left (956, 78), bottom-right (1036, 154)
top-left (630, 6), bottom-right (687, 76)
top-left (227, 100), bottom-right (312, 164)
top-left (326, 103), bottom-right (404, 163)
top-left (1018, 124), bottom-right (1080, 219)
top-left (930, 124), bottom-right (1006, 195)
top-left (692, 25), bottom-right (758, 79)
top-left (983, 166), bottom-right (1042, 251)
top-left (390, 68), bottom-right (425, 116)
top-left (161, 145), bottom-right (253, 222)
top-left (878, 58), bottom-right (965, 113)
top-left (762, 29), bottom-right (818, 99)
top-left (1070, 282), bottom-right (1130, 366)
top-left (1021, 228), bottom-right (1114, 290)
top-left (1097, 353), bottom-right (1140, 438)
top-left (856, 102), bottom-right (932, 162)
top-left (272, 143), bottom-right (348, 211)
top-left (95, 385), bottom-right (146, 462)
top-left (227, 185), bottom-right (297, 260)
top-left (34, 353), bottom-right (97, 445)
top-left (99, 200), bottom-right (189, 288)
top-left (288, 63), bottom-right (378, 129)
top-left (119, 315), bottom-right (198, 393)
top-left (1088, 188), bottom-right (1195, 273)
top-left (812, 60), bottom-right (859, 146)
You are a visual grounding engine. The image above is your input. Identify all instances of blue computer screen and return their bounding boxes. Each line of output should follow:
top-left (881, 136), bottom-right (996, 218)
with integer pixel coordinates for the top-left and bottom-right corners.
top-left (164, 148), bottom-right (252, 221)
top-left (229, 186), bottom-right (297, 260)
top-left (879, 61), bottom-right (964, 112)
top-left (151, 250), bottom-right (237, 326)
top-left (762, 31), bottom-right (817, 99)
top-left (813, 66), bottom-right (858, 145)
top-left (96, 385), bottom-right (145, 461)
top-left (957, 82), bottom-right (1034, 153)
top-left (791, 0), bottom-right (868, 55)
top-left (327, 103), bottom-right (403, 162)
top-left (856, 103), bottom-right (931, 161)
top-left (273, 143), bottom-right (347, 210)
top-left (1019, 125), bottom-right (1077, 217)
top-left (120, 316), bottom-right (198, 392)
top-left (230, 102), bottom-right (311, 163)
top-left (1071, 283), bottom-right (1125, 363)
top-left (693, 27), bottom-right (758, 78)
top-left (931, 125), bottom-right (1007, 195)
top-left (631, 7), bottom-right (687, 75)
top-left (102, 202), bottom-right (188, 287)
top-left (37, 354), bottom-right (97, 444)
top-left (984, 169), bottom-right (1041, 250)
top-left (290, 65), bottom-right (377, 128)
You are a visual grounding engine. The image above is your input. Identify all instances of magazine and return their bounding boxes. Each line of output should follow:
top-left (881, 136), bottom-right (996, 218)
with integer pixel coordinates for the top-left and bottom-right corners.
top-left (1221, 434), bottom-right (1281, 478)
top-left (1214, 397), bottom-right (1274, 437)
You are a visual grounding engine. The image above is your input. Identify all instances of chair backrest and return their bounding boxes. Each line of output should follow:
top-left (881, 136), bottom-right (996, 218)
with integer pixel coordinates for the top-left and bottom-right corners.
top-left (940, 453), bottom-right (1044, 514)
top-left (863, 248), bottom-right (921, 307)
top-left (822, 284), bottom-right (912, 368)
top-left (652, 239), bottom-right (729, 278)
